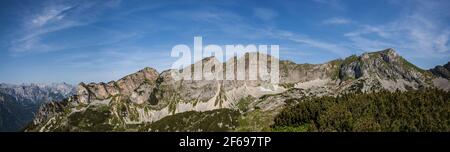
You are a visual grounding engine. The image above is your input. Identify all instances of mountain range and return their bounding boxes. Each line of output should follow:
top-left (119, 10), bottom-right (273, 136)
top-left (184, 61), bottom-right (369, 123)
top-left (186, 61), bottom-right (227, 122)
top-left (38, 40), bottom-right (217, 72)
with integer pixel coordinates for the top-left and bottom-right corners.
top-left (21, 48), bottom-right (450, 132)
top-left (0, 83), bottom-right (75, 131)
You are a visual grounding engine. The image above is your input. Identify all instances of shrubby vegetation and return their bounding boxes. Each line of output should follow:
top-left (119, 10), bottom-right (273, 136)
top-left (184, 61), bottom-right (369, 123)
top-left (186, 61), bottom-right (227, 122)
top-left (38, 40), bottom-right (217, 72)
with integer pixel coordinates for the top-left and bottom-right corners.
top-left (68, 105), bottom-right (114, 131)
top-left (140, 109), bottom-right (240, 132)
top-left (236, 109), bottom-right (275, 132)
top-left (272, 89), bottom-right (450, 132)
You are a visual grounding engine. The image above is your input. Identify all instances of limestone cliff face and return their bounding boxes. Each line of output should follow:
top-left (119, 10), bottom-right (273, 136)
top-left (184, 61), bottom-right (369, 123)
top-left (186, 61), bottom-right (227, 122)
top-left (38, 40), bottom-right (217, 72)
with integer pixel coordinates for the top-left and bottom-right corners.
top-left (278, 48), bottom-right (437, 95)
top-left (26, 48), bottom-right (450, 132)
top-left (77, 67), bottom-right (159, 104)
top-left (337, 48), bottom-right (432, 92)
top-left (279, 60), bottom-right (339, 83)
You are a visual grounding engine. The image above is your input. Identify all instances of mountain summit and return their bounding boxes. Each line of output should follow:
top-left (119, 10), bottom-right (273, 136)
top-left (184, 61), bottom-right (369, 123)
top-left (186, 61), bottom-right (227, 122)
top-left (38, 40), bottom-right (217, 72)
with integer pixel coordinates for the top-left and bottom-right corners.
top-left (25, 49), bottom-right (449, 132)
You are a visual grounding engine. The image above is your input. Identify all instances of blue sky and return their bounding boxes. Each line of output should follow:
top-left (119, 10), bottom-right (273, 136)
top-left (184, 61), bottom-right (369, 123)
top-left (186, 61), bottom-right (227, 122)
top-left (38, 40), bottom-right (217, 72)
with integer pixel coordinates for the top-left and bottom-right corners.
top-left (0, 0), bottom-right (449, 84)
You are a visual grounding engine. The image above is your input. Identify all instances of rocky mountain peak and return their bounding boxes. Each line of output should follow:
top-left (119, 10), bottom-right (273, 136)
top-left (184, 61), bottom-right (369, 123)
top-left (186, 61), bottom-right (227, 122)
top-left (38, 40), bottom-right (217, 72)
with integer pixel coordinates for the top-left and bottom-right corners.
top-left (76, 67), bottom-right (159, 104)
top-left (381, 48), bottom-right (397, 55)
top-left (360, 48), bottom-right (398, 62)
top-left (430, 62), bottom-right (450, 79)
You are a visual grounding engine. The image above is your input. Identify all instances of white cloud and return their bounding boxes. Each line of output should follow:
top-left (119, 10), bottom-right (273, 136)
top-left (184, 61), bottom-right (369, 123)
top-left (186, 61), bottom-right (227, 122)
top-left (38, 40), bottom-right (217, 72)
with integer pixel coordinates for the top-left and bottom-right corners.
top-left (163, 8), bottom-right (350, 57)
top-left (10, 20), bottom-right (82, 54)
top-left (342, 0), bottom-right (450, 59)
top-left (253, 8), bottom-right (278, 21)
top-left (9, 1), bottom-right (121, 54)
top-left (268, 29), bottom-right (351, 57)
top-left (322, 17), bottom-right (352, 25)
top-left (31, 5), bottom-right (74, 27)
top-left (345, 15), bottom-right (450, 58)
top-left (9, 3), bottom-right (81, 54)
top-left (346, 36), bottom-right (397, 52)
top-left (344, 25), bottom-right (391, 38)
top-left (9, 37), bottom-right (50, 54)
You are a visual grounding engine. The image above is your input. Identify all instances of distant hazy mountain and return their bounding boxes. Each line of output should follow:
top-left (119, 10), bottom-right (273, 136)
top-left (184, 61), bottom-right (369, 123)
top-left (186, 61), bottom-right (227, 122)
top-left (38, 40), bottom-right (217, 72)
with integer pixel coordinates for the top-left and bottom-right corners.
top-left (0, 83), bottom-right (75, 131)
top-left (24, 49), bottom-right (450, 132)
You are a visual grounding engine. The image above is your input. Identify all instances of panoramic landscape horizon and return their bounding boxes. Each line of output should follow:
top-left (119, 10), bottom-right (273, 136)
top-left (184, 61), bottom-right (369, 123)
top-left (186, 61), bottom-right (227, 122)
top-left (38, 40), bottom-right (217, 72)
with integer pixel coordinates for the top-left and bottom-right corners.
top-left (1, 0), bottom-right (450, 139)
top-left (1, 0), bottom-right (449, 85)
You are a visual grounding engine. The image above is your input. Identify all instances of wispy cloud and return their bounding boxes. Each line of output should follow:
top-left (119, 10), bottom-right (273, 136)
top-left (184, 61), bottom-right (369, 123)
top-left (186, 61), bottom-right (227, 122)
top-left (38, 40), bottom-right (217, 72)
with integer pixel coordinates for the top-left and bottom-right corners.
top-left (9, 37), bottom-right (51, 54)
top-left (58, 47), bottom-right (170, 69)
top-left (10, 20), bottom-right (82, 54)
top-left (8, 0), bottom-right (121, 54)
top-left (162, 7), bottom-right (352, 57)
top-left (253, 8), bottom-right (278, 21)
top-left (161, 8), bottom-right (271, 40)
top-left (322, 17), bottom-right (352, 25)
top-left (344, 1), bottom-right (450, 58)
top-left (269, 29), bottom-right (351, 57)
top-left (344, 25), bottom-right (391, 38)
top-left (30, 5), bottom-right (76, 27)
top-left (56, 46), bottom-right (173, 83)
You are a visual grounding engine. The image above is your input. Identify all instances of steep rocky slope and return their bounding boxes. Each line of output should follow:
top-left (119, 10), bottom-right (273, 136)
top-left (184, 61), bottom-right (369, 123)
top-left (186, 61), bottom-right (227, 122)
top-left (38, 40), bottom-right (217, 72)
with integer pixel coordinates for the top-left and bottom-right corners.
top-left (430, 62), bottom-right (450, 79)
top-left (25, 49), bottom-right (450, 132)
top-left (429, 62), bottom-right (450, 90)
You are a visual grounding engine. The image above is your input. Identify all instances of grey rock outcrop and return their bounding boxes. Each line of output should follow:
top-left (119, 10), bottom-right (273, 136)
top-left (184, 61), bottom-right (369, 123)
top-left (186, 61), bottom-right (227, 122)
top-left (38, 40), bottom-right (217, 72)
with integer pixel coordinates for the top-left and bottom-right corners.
top-left (430, 62), bottom-right (450, 79)
top-left (76, 67), bottom-right (159, 104)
